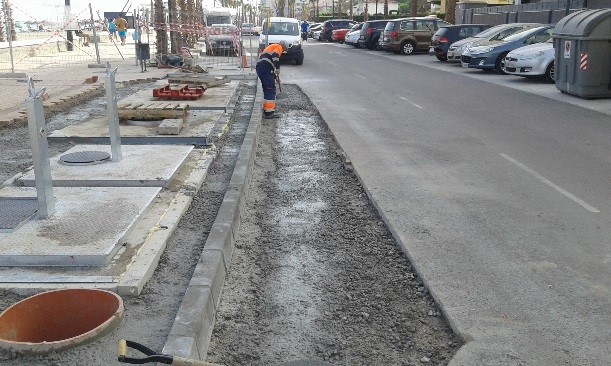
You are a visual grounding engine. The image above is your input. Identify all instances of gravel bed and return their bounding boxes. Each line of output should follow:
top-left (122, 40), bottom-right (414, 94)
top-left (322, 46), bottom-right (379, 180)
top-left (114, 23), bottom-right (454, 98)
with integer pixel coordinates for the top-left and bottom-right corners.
top-left (206, 84), bottom-right (461, 365)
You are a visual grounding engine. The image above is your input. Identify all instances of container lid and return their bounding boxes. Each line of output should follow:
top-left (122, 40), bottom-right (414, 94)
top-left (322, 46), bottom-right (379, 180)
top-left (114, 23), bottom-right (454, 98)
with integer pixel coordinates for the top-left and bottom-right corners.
top-left (553, 8), bottom-right (611, 39)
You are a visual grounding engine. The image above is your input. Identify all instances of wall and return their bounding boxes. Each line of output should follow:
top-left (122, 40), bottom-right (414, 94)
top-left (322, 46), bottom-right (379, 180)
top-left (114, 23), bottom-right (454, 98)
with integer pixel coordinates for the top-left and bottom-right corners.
top-left (456, 0), bottom-right (595, 25)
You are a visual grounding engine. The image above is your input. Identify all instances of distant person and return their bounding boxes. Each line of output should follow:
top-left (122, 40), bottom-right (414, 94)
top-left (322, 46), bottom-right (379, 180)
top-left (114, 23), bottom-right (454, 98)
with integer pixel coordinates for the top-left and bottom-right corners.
top-left (301, 20), bottom-right (309, 41)
top-left (75, 24), bottom-right (90, 46)
top-left (114, 15), bottom-right (128, 45)
top-left (108, 18), bottom-right (117, 41)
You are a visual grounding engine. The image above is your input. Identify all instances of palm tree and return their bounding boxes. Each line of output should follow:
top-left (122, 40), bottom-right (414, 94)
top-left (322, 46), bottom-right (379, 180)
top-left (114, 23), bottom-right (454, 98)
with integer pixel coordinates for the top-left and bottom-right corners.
top-left (154, 0), bottom-right (168, 56)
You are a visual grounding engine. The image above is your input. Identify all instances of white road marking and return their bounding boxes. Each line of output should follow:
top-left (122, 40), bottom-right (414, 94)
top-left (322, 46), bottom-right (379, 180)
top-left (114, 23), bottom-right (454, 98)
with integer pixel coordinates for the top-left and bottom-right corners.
top-left (354, 73), bottom-right (366, 79)
top-left (395, 94), bottom-right (423, 109)
top-left (500, 153), bottom-right (600, 213)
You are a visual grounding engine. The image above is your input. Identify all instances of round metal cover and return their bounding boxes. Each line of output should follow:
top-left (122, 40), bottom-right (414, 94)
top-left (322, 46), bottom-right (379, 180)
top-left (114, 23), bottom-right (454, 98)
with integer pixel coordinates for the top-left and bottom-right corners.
top-left (59, 151), bottom-right (111, 165)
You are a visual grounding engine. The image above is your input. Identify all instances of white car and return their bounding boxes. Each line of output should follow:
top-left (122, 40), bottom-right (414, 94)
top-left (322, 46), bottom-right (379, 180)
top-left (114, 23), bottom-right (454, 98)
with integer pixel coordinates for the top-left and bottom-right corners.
top-left (503, 39), bottom-right (555, 83)
top-left (345, 29), bottom-right (361, 46)
top-left (313, 30), bottom-right (322, 41)
top-left (344, 23), bottom-right (363, 47)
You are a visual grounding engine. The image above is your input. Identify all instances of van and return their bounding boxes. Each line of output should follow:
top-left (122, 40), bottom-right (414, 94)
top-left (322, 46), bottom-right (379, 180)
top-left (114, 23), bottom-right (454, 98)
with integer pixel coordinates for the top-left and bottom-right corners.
top-left (259, 17), bottom-right (304, 65)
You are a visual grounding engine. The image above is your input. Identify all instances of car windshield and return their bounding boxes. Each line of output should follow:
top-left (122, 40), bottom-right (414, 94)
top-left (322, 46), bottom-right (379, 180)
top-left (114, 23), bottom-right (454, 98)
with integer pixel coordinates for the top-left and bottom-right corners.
top-left (474, 25), bottom-right (511, 38)
top-left (264, 21), bottom-right (299, 35)
top-left (332, 21), bottom-right (354, 27)
top-left (211, 25), bottom-right (236, 34)
top-left (502, 27), bottom-right (543, 42)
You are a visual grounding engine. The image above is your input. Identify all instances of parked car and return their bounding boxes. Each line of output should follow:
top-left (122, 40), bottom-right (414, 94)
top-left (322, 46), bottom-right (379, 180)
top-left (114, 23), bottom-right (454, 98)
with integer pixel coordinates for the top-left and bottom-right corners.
top-left (466, 25), bottom-right (555, 73)
top-left (503, 39), bottom-right (555, 82)
top-left (358, 20), bottom-right (392, 50)
top-left (313, 29), bottom-right (322, 41)
top-left (206, 24), bottom-right (241, 56)
top-left (320, 19), bottom-right (356, 41)
top-left (242, 23), bottom-right (262, 36)
top-left (331, 28), bottom-right (352, 43)
top-left (446, 23), bottom-right (543, 63)
top-left (259, 17), bottom-right (304, 65)
top-left (308, 23), bottom-right (322, 38)
top-left (379, 16), bottom-right (451, 55)
top-left (344, 23), bottom-right (363, 47)
top-left (429, 24), bottom-right (491, 61)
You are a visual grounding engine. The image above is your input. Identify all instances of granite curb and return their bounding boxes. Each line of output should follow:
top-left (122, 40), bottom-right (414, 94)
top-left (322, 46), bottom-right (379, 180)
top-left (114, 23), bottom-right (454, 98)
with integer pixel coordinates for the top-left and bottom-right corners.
top-left (162, 82), bottom-right (263, 360)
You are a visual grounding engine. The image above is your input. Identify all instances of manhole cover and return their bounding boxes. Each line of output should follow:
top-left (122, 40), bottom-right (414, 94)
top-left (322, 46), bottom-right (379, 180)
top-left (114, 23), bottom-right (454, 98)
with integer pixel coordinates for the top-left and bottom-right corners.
top-left (0, 197), bottom-right (38, 232)
top-left (59, 151), bottom-right (111, 165)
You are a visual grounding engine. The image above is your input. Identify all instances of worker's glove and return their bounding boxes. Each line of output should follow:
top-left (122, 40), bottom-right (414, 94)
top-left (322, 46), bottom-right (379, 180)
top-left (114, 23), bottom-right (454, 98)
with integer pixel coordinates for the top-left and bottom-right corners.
top-left (275, 70), bottom-right (280, 80)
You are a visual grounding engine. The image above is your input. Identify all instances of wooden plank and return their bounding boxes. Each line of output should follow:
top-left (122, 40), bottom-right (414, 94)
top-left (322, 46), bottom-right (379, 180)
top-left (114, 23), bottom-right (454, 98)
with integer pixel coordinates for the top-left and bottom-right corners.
top-left (136, 103), bottom-right (156, 110)
top-left (128, 103), bottom-right (144, 109)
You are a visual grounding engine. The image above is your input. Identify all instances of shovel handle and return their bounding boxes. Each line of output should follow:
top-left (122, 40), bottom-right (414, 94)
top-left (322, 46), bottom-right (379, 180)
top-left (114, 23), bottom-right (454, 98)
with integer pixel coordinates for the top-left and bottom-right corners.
top-left (117, 339), bottom-right (223, 366)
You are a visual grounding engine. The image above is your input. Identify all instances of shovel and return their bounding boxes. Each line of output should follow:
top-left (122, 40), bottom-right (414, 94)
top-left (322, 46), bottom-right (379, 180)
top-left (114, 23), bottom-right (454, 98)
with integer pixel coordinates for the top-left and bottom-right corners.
top-left (118, 339), bottom-right (222, 365)
top-left (275, 76), bottom-right (287, 99)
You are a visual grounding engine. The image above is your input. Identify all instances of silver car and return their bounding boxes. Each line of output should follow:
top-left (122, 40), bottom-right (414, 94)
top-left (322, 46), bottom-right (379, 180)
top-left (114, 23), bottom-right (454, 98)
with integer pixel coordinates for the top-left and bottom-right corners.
top-left (503, 39), bottom-right (555, 83)
top-left (447, 23), bottom-right (542, 63)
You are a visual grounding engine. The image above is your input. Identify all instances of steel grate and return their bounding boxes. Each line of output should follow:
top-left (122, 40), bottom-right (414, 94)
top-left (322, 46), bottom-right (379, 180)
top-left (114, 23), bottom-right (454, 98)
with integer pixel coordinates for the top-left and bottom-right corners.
top-left (0, 197), bottom-right (38, 232)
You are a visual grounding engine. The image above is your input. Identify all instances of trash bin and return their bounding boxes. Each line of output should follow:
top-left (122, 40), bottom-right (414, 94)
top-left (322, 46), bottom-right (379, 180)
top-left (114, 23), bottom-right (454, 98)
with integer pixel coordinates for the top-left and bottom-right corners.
top-left (136, 43), bottom-right (151, 61)
top-left (552, 8), bottom-right (611, 98)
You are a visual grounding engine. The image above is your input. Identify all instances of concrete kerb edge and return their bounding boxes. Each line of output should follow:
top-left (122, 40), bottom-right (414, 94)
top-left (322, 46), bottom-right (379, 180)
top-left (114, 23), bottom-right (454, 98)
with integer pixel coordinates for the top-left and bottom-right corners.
top-left (162, 80), bottom-right (263, 360)
top-left (299, 88), bottom-right (468, 356)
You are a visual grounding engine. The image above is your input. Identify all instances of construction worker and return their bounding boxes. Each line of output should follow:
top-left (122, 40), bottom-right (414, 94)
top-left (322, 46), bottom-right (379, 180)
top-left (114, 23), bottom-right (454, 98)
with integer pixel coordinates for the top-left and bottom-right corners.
top-left (256, 41), bottom-right (287, 119)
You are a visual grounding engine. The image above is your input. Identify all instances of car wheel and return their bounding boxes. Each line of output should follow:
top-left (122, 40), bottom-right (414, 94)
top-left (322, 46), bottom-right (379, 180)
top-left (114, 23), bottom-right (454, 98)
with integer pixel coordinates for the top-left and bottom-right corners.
top-left (400, 41), bottom-right (415, 55)
top-left (544, 62), bottom-right (555, 83)
top-left (495, 52), bottom-right (509, 74)
top-left (436, 54), bottom-right (447, 61)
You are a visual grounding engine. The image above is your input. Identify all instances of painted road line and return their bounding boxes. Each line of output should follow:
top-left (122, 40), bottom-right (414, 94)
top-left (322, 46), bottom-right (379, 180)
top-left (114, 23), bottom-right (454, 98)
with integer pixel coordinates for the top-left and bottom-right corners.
top-left (500, 153), bottom-right (600, 213)
top-left (395, 94), bottom-right (423, 109)
top-left (354, 73), bottom-right (366, 79)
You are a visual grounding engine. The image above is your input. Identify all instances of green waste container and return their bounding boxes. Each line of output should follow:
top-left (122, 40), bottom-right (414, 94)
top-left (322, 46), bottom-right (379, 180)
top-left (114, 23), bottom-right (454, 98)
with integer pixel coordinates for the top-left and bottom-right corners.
top-left (552, 8), bottom-right (611, 99)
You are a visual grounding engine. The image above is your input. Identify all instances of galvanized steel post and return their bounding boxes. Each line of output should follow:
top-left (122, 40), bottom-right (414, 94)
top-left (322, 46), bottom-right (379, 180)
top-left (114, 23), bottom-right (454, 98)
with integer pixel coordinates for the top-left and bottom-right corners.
top-left (25, 78), bottom-right (55, 218)
top-left (105, 62), bottom-right (122, 161)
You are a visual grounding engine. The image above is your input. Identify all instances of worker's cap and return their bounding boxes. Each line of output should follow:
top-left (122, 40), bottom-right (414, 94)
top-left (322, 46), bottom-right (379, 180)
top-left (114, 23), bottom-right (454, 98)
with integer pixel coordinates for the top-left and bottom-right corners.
top-left (276, 40), bottom-right (289, 50)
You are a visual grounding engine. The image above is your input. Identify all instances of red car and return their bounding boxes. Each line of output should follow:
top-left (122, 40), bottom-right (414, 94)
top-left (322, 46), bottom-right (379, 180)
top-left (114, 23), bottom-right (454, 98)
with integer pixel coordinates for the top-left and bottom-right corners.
top-left (331, 28), bottom-right (351, 43)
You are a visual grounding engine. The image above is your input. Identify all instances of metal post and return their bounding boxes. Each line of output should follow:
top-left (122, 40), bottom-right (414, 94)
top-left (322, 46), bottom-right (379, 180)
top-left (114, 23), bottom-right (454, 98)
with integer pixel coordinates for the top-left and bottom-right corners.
top-left (89, 3), bottom-right (101, 64)
top-left (134, 8), bottom-right (139, 66)
top-left (105, 62), bottom-right (122, 161)
top-left (25, 78), bottom-right (55, 219)
top-left (65, 0), bottom-right (73, 51)
top-left (3, 0), bottom-right (15, 74)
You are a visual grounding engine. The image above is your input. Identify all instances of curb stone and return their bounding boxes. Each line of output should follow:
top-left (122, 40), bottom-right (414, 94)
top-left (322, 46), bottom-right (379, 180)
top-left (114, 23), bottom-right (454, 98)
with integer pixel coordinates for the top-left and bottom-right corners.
top-left (162, 81), bottom-right (263, 360)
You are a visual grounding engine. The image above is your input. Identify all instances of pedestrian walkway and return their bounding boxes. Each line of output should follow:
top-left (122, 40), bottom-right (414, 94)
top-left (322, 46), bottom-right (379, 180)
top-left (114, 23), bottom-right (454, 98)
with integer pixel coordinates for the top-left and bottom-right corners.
top-left (0, 43), bottom-right (255, 128)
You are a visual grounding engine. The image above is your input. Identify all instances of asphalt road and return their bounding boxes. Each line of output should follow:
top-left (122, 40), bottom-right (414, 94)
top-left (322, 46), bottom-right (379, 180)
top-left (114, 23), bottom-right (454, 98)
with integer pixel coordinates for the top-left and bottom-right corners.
top-left (282, 41), bottom-right (610, 365)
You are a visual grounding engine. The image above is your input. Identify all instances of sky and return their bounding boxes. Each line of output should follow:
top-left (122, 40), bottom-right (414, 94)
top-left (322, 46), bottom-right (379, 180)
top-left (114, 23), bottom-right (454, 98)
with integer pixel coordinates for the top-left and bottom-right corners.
top-left (11, 0), bottom-right (220, 22)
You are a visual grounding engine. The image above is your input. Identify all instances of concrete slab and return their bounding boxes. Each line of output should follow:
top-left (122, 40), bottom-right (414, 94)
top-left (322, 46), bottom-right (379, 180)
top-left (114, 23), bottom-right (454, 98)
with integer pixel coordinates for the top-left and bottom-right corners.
top-left (14, 145), bottom-right (193, 187)
top-left (119, 80), bottom-right (240, 112)
top-left (48, 110), bottom-right (224, 145)
top-left (0, 147), bottom-right (216, 294)
top-left (0, 186), bottom-right (161, 267)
